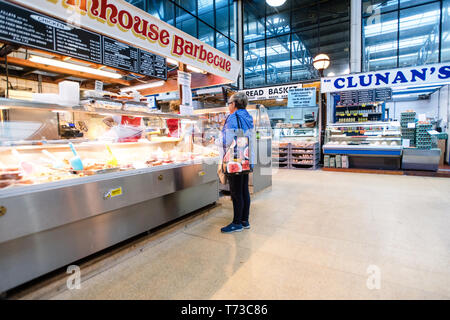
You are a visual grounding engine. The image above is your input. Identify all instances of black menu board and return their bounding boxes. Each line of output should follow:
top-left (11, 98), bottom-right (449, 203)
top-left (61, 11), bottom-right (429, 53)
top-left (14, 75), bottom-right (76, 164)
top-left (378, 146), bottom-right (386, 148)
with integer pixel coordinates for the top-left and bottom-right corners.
top-left (339, 91), bottom-right (358, 105)
top-left (139, 50), bottom-right (166, 79)
top-left (375, 88), bottom-right (392, 101)
top-left (0, 1), bottom-right (55, 51)
top-left (55, 27), bottom-right (101, 63)
top-left (0, 1), bottom-right (167, 79)
top-left (103, 36), bottom-right (139, 73)
top-left (337, 88), bottom-right (392, 105)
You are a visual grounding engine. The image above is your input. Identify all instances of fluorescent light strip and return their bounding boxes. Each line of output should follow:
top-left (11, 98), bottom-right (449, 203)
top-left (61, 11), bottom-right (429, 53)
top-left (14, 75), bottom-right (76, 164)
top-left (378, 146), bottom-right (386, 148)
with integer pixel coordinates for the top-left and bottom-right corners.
top-left (120, 81), bottom-right (165, 93)
top-left (29, 55), bottom-right (122, 79)
top-left (186, 65), bottom-right (205, 73)
top-left (167, 58), bottom-right (178, 65)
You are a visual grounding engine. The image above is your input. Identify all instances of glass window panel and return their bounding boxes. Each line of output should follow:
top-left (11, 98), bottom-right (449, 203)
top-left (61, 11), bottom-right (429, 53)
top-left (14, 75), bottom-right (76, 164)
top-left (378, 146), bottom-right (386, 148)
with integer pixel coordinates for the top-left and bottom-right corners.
top-left (175, 0), bottom-right (196, 13)
top-left (197, 0), bottom-right (214, 27)
top-left (216, 2), bottom-right (230, 37)
top-left (198, 21), bottom-right (215, 47)
top-left (363, 11), bottom-right (398, 71)
top-left (291, 34), bottom-right (316, 82)
top-left (400, 0), bottom-right (436, 9)
top-left (266, 36), bottom-right (291, 84)
top-left (244, 40), bottom-right (266, 88)
top-left (126, 0), bottom-right (145, 10)
top-left (216, 31), bottom-right (229, 55)
top-left (266, 1), bottom-right (290, 37)
top-left (176, 7), bottom-right (197, 38)
top-left (148, 0), bottom-right (174, 25)
top-left (230, 41), bottom-right (237, 59)
top-left (230, 0), bottom-right (236, 41)
top-left (362, 0), bottom-right (398, 17)
top-left (442, 0), bottom-right (450, 62)
top-left (244, 10), bottom-right (265, 43)
top-left (399, 2), bottom-right (440, 67)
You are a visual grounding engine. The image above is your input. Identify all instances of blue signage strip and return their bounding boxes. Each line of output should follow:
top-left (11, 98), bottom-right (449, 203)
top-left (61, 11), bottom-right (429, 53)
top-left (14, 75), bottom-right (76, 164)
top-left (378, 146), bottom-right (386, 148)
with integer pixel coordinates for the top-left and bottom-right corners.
top-left (321, 63), bottom-right (450, 93)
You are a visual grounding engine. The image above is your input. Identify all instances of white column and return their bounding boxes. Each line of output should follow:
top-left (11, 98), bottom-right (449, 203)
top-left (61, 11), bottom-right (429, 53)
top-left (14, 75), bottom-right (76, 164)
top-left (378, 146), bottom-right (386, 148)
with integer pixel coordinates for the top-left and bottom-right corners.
top-left (350, 0), bottom-right (362, 73)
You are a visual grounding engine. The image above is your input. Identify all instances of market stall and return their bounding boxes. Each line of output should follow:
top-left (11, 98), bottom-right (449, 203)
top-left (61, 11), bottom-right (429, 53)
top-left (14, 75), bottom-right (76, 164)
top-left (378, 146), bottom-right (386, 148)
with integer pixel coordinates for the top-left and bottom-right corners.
top-left (321, 63), bottom-right (449, 172)
top-left (0, 0), bottom-right (240, 293)
top-left (243, 82), bottom-right (321, 170)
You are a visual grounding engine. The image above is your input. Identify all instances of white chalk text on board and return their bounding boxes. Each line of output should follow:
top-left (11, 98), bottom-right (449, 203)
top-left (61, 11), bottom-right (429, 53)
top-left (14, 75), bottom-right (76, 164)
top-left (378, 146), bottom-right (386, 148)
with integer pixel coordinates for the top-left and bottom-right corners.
top-left (321, 63), bottom-right (450, 93)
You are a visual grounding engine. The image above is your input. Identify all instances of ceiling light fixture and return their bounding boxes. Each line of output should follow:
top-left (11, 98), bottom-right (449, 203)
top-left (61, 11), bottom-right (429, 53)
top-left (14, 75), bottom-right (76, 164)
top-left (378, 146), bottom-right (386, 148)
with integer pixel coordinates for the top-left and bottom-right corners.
top-left (29, 55), bottom-right (122, 79)
top-left (120, 81), bottom-right (165, 93)
top-left (266, 0), bottom-right (287, 7)
top-left (186, 65), bottom-right (206, 73)
top-left (166, 58), bottom-right (178, 65)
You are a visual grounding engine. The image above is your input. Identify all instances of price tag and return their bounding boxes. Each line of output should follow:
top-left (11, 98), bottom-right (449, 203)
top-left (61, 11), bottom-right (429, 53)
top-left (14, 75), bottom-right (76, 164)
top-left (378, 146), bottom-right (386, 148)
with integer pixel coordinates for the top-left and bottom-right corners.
top-left (95, 80), bottom-right (103, 92)
top-left (402, 139), bottom-right (410, 148)
top-left (407, 123), bottom-right (415, 129)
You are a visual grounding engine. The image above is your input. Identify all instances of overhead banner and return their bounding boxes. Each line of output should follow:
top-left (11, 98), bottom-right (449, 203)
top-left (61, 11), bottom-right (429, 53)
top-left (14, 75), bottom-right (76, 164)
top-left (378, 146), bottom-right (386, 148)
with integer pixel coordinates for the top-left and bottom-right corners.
top-left (244, 84), bottom-right (302, 101)
top-left (287, 88), bottom-right (316, 108)
top-left (8, 0), bottom-right (240, 82)
top-left (321, 63), bottom-right (450, 93)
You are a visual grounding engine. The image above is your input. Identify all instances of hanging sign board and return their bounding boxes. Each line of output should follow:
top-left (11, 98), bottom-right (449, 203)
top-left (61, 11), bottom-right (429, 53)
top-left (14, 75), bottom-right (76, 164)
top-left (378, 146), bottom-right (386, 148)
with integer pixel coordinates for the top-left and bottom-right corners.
top-left (321, 63), bottom-right (450, 93)
top-left (0, 0), bottom-right (167, 79)
top-left (287, 88), bottom-right (316, 108)
top-left (177, 71), bottom-right (191, 87)
top-left (7, 0), bottom-right (240, 82)
top-left (243, 84), bottom-right (303, 101)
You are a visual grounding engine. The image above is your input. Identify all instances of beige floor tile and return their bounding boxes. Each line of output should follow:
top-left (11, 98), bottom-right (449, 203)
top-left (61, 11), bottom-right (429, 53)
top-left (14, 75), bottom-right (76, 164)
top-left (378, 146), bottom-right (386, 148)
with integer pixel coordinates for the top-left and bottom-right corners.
top-left (50, 170), bottom-right (450, 300)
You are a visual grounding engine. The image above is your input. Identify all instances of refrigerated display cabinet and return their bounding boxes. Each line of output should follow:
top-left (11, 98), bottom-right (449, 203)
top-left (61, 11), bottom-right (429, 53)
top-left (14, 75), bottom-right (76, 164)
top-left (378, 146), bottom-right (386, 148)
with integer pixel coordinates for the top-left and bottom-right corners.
top-left (323, 121), bottom-right (403, 169)
top-left (0, 98), bottom-right (219, 293)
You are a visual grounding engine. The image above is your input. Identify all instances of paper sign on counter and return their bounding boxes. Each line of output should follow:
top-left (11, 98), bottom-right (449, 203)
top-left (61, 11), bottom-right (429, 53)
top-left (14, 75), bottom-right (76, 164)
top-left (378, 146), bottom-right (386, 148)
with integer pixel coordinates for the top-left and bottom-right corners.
top-left (402, 139), bottom-right (410, 148)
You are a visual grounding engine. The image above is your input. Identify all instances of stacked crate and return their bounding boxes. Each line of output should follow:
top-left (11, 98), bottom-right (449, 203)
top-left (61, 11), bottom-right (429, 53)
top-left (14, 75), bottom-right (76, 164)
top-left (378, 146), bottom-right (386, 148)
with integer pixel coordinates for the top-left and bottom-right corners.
top-left (415, 122), bottom-right (433, 149)
top-left (272, 142), bottom-right (290, 168)
top-left (289, 142), bottom-right (320, 170)
top-left (400, 111), bottom-right (416, 147)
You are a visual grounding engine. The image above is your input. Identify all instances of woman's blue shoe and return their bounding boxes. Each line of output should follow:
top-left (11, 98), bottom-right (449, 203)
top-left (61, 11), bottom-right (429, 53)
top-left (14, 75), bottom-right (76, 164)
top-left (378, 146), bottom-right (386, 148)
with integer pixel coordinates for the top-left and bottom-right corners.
top-left (242, 221), bottom-right (250, 229)
top-left (221, 223), bottom-right (243, 233)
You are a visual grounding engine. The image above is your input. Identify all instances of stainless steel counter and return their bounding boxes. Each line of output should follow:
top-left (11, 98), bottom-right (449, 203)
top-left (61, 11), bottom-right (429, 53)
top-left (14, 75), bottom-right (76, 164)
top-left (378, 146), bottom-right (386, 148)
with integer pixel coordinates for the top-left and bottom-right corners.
top-left (0, 161), bottom-right (219, 293)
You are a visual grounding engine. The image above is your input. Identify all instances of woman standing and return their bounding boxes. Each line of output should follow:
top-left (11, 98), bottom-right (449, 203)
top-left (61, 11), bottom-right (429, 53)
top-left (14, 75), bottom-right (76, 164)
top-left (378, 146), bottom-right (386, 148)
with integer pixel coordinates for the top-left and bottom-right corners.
top-left (221, 92), bottom-right (255, 234)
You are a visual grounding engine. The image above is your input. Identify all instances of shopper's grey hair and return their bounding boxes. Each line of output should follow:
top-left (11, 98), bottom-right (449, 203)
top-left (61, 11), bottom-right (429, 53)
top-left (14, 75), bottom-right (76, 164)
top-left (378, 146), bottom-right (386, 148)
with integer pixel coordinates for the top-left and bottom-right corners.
top-left (229, 91), bottom-right (248, 109)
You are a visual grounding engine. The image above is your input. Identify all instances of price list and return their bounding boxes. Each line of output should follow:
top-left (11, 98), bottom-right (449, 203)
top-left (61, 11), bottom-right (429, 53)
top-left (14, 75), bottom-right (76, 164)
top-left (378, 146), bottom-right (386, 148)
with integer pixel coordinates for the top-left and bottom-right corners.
top-left (55, 27), bottom-right (101, 64)
top-left (0, 1), bottom-right (54, 51)
top-left (139, 50), bottom-right (166, 79)
top-left (103, 37), bottom-right (139, 73)
top-left (338, 88), bottom-right (392, 105)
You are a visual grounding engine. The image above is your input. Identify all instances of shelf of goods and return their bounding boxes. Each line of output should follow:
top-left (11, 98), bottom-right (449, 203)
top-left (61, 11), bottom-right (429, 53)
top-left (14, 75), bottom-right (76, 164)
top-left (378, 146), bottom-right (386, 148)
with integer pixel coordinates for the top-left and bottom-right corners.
top-left (0, 99), bottom-right (220, 293)
top-left (334, 103), bottom-right (385, 123)
top-left (272, 141), bottom-right (319, 170)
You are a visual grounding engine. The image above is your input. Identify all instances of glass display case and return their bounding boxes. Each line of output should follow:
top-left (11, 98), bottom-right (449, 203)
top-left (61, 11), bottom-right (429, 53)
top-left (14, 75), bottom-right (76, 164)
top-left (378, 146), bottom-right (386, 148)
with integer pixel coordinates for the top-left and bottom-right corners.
top-left (0, 98), bottom-right (220, 293)
top-left (324, 121), bottom-right (402, 149)
top-left (323, 121), bottom-right (403, 169)
top-left (0, 98), bottom-right (218, 190)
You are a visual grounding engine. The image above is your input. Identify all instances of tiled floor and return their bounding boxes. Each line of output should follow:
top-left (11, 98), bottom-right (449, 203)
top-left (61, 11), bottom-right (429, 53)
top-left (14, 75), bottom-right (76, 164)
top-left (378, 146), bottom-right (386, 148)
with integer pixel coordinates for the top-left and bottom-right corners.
top-left (51, 170), bottom-right (450, 299)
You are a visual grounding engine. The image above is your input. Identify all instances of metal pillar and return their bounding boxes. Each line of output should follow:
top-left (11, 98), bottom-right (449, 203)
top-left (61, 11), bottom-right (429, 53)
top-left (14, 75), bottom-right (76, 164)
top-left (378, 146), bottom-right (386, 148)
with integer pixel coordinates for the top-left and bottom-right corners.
top-left (350, 0), bottom-right (362, 73)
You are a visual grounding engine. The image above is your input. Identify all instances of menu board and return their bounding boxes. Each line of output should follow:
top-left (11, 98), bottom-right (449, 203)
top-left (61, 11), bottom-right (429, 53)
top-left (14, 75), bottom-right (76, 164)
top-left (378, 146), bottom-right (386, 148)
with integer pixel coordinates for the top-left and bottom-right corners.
top-left (103, 36), bottom-right (139, 73)
top-left (139, 50), bottom-right (167, 79)
top-left (337, 88), bottom-right (392, 105)
top-left (375, 88), bottom-right (392, 101)
top-left (0, 1), bottom-right (167, 79)
top-left (55, 27), bottom-right (102, 64)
